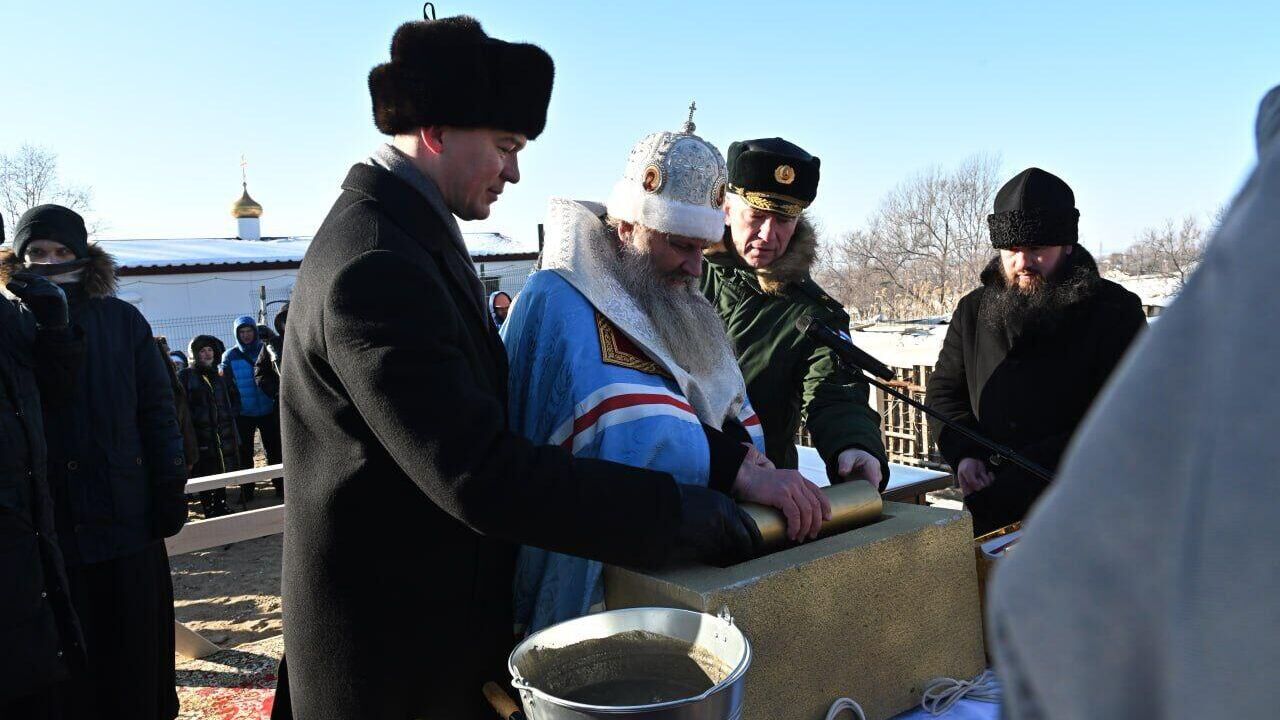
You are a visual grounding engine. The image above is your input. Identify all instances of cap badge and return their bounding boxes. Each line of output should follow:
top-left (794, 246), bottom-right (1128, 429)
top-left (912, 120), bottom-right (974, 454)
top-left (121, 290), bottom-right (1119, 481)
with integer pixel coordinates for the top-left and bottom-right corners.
top-left (775, 164), bottom-right (796, 185)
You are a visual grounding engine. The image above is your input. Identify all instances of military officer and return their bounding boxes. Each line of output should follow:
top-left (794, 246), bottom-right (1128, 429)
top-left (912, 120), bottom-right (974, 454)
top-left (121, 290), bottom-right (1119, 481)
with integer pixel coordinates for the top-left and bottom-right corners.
top-left (702, 138), bottom-right (889, 487)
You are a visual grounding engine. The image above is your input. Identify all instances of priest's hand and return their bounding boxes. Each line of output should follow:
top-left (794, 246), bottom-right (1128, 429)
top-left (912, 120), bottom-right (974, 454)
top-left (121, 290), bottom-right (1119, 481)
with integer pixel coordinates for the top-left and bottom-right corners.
top-left (957, 457), bottom-right (996, 495)
top-left (836, 448), bottom-right (882, 489)
top-left (733, 461), bottom-right (831, 542)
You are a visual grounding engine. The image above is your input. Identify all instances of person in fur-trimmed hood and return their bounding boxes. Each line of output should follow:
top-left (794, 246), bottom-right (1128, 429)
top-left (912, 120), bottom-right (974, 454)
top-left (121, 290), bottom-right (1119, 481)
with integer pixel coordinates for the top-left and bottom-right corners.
top-left (182, 334), bottom-right (240, 518)
top-left (1, 204), bottom-right (186, 719)
top-left (702, 137), bottom-right (889, 487)
top-left (926, 168), bottom-right (1146, 536)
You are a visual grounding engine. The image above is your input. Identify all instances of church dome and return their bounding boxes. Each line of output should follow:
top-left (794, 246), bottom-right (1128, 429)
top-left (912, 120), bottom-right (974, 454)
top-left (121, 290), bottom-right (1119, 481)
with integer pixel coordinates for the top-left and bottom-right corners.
top-left (231, 183), bottom-right (263, 219)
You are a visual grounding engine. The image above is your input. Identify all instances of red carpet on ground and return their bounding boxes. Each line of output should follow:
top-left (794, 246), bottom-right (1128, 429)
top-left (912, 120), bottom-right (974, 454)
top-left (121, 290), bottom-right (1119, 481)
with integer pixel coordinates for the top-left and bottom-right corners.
top-left (176, 634), bottom-right (282, 719)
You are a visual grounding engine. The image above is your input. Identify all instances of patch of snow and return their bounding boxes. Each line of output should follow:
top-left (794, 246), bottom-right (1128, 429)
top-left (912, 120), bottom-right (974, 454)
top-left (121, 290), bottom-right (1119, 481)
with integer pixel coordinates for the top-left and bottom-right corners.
top-left (1104, 270), bottom-right (1181, 308)
top-left (850, 322), bottom-right (947, 368)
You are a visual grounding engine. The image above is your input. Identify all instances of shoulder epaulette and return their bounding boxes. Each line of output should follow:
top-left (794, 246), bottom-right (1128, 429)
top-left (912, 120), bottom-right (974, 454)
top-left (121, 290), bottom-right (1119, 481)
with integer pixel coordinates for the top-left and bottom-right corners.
top-left (791, 278), bottom-right (846, 315)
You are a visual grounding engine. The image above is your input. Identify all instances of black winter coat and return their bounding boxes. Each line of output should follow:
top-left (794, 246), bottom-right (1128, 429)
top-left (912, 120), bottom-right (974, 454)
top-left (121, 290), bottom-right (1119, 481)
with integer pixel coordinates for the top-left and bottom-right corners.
top-left (3, 246), bottom-right (188, 565)
top-left (0, 292), bottom-right (86, 701)
top-left (926, 247), bottom-right (1146, 535)
top-left (179, 348), bottom-right (241, 478)
top-left (278, 164), bottom-right (686, 719)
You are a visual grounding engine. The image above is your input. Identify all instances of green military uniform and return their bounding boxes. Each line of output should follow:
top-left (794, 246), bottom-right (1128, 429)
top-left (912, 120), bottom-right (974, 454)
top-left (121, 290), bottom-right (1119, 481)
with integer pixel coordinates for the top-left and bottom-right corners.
top-left (705, 137), bottom-right (888, 485)
top-left (701, 222), bottom-right (888, 484)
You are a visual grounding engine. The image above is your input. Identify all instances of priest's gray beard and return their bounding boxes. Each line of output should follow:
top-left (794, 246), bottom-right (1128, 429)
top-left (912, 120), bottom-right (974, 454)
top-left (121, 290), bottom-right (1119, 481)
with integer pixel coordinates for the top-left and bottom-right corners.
top-left (613, 241), bottom-right (736, 377)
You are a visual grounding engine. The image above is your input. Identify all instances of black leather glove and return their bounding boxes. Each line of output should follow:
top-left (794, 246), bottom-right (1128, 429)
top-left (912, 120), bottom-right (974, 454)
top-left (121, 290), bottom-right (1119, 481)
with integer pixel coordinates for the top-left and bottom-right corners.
top-left (153, 491), bottom-right (190, 539)
top-left (670, 484), bottom-right (762, 566)
top-left (6, 272), bottom-right (69, 329)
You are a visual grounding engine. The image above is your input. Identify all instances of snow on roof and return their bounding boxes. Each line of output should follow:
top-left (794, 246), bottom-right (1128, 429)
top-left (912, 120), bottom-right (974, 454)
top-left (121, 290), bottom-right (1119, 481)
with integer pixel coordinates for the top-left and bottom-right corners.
top-left (94, 232), bottom-right (538, 269)
top-left (1103, 271), bottom-right (1181, 307)
top-left (851, 322), bottom-right (947, 368)
top-left (463, 232), bottom-right (539, 258)
top-left (97, 237), bottom-right (311, 269)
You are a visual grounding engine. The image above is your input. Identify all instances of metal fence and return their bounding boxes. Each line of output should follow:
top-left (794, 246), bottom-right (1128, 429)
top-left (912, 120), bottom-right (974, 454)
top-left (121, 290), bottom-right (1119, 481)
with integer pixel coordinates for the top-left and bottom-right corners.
top-left (151, 305), bottom-right (288, 355)
top-left (476, 261), bottom-right (533, 298)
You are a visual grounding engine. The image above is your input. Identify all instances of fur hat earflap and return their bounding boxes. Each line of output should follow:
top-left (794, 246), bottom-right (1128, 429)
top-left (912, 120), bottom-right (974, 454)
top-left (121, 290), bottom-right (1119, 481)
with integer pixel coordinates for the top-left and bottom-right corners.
top-left (368, 15), bottom-right (554, 140)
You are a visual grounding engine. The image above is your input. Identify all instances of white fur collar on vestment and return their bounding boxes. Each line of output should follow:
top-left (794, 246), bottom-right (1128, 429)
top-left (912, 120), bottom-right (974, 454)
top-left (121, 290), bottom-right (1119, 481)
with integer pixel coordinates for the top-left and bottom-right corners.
top-left (540, 197), bottom-right (748, 430)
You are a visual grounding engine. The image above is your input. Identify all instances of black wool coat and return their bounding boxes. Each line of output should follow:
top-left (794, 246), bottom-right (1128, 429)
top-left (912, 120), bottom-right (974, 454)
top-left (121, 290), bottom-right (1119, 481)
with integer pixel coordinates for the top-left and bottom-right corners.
top-left (926, 248), bottom-right (1146, 535)
top-left (277, 164), bottom-right (685, 719)
top-left (1, 246), bottom-right (188, 565)
top-left (0, 295), bottom-right (86, 702)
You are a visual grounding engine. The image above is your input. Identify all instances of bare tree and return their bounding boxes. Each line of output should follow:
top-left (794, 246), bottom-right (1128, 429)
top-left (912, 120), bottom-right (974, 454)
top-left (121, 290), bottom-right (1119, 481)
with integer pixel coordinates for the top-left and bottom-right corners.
top-left (816, 154), bottom-right (1001, 320)
top-left (0, 144), bottom-right (96, 235)
top-left (1118, 215), bottom-right (1206, 288)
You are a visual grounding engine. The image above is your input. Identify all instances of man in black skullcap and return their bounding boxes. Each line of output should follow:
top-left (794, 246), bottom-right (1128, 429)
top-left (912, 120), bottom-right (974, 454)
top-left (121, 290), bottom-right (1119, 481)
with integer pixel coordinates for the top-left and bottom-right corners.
top-left (277, 16), bottom-right (757, 718)
top-left (703, 138), bottom-right (889, 489)
top-left (4, 204), bottom-right (187, 719)
top-left (925, 168), bottom-right (1146, 536)
top-left (0, 211), bottom-right (88, 717)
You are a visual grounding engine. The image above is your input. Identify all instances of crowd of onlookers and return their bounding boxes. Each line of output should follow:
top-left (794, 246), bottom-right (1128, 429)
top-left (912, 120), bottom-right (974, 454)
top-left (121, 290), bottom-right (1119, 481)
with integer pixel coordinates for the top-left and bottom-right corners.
top-left (158, 308), bottom-right (288, 517)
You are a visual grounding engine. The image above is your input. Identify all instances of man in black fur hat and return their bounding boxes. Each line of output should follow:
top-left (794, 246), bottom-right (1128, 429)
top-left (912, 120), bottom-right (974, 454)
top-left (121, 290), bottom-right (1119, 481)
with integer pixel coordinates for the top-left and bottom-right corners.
top-left (276, 16), bottom-right (757, 719)
top-left (926, 168), bottom-right (1146, 536)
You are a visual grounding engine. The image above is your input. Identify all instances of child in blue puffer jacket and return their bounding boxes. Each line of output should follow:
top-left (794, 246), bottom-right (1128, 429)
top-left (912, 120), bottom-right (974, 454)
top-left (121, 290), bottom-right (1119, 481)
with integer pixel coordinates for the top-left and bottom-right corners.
top-left (221, 315), bottom-right (281, 502)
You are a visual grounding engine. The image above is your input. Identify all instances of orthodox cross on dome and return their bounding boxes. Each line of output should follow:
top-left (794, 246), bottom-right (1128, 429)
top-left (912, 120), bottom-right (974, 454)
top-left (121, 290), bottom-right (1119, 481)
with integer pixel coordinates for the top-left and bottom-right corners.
top-left (232, 154), bottom-right (263, 220)
top-left (683, 101), bottom-right (697, 134)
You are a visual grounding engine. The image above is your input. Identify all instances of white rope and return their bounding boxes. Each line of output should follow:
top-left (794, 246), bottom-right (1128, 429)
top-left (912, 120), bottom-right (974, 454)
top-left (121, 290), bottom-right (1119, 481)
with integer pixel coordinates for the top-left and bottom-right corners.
top-left (825, 697), bottom-right (867, 720)
top-left (920, 669), bottom-right (1001, 715)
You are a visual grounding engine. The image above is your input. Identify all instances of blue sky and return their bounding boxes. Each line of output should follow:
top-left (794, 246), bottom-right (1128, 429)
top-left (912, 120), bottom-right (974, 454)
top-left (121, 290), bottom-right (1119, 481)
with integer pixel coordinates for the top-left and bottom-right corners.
top-left (3, 0), bottom-right (1276, 253)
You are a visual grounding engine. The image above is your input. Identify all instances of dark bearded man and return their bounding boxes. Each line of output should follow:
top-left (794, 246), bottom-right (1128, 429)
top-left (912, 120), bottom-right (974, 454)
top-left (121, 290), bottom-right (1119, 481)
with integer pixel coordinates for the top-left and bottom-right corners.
top-left (504, 119), bottom-right (829, 634)
top-left (926, 167), bottom-right (1146, 536)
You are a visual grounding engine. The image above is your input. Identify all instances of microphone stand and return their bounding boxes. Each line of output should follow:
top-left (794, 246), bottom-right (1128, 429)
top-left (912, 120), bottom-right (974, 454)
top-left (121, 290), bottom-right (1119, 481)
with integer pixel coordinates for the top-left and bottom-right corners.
top-left (834, 357), bottom-right (1055, 484)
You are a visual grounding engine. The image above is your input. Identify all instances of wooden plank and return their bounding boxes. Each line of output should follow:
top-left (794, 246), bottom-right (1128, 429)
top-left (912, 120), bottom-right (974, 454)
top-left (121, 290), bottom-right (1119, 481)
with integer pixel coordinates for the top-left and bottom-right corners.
top-left (174, 621), bottom-right (221, 659)
top-left (166, 504), bottom-right (285, 556)
top-left (183, 464), bottom-right (284, 494)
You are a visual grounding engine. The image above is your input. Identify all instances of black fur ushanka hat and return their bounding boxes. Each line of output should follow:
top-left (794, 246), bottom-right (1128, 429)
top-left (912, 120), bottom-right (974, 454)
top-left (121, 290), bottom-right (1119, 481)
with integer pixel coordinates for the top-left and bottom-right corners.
top-left (368, 15), bottom-right (554, 140)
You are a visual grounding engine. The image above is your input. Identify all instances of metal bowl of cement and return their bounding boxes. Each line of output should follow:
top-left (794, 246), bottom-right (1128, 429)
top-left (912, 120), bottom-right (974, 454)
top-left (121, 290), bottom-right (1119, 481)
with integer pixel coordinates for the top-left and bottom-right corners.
top-left (509, 607), bottom-right (750, 719)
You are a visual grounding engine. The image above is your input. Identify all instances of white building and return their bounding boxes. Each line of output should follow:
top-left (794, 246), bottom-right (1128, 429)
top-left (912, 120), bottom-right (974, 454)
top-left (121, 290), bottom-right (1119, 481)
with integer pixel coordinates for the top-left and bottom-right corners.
top-left (99, 182), bottom-right (539, 350)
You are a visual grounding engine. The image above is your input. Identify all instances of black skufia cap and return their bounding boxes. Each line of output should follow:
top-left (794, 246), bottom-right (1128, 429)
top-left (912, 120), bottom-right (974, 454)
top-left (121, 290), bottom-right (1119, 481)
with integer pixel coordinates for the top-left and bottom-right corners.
top-left (987, 168), bottom-right (1079, 249)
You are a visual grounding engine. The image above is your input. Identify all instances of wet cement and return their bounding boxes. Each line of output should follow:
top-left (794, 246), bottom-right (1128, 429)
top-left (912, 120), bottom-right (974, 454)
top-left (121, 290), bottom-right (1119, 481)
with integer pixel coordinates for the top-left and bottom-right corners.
top-left (519, 630), bottom-right (732, 706)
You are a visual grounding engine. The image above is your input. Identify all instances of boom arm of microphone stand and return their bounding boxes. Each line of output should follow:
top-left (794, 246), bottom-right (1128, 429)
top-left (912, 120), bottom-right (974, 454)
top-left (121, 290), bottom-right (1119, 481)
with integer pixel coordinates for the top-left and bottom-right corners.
top-left (837, 358), bottom-right (1055, 484)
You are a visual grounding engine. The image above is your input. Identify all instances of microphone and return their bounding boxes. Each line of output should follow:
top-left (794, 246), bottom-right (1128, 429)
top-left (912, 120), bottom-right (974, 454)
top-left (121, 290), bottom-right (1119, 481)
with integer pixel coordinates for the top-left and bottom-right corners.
top-left (795, 315), bottom-right (896, 381)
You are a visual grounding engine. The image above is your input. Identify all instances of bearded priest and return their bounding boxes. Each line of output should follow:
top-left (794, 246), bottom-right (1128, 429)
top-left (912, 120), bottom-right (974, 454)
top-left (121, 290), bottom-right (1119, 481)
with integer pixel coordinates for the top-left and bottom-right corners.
top-left (503, 113), bottom-right (831, 634)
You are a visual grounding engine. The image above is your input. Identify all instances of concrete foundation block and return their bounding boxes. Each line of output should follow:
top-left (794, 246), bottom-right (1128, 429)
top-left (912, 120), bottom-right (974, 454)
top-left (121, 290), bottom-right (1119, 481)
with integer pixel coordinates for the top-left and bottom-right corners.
top-left (604, 501), bottom-right (985, 720)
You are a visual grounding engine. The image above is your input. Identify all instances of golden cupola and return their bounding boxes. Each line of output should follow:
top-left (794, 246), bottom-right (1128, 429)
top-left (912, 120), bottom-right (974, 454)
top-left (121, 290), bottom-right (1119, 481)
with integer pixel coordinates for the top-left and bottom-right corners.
top-left (231, 182), bottom-right (263, 219)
